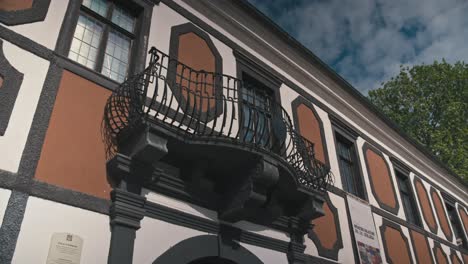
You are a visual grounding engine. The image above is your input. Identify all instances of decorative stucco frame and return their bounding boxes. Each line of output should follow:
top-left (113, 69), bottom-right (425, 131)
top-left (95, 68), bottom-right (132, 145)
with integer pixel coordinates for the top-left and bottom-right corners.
top-left (413, 176), bottom-right (439, 234)
top-left (430, 187), bottom-right (453, 242)
top-left (0, 0), bottom-right (51, 26)
top-left (379, 218), bottom-right (414, 264)
top-left (409, 229), bottom-right (435, 264)
top-left (167, 22), bottom-right (224, 122)
top-left (362, 142), bottom-right (400, 215)
top-left (0, 40), bottom-right (24, 136)
top-left (291, 96), bottom-right (330, 167)
top-left (307, 193), bottom-right (343, 260)
top-left (432, 242), bottom-right (449, 264)
top-left (450, 248), bottom-right (463, 264)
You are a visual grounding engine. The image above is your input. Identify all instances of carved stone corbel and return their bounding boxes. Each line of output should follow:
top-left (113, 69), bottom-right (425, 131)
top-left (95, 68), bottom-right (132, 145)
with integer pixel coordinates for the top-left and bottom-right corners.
top-left (219, 156), bottom-right (280, 223)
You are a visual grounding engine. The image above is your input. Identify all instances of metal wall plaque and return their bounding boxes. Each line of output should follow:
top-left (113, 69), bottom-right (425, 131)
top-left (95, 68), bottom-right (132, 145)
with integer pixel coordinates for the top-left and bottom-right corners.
top-left (46, 233), bottom-right (83, 264)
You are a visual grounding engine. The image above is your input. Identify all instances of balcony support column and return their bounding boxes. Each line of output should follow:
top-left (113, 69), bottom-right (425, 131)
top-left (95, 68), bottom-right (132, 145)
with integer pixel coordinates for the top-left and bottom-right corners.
top-left (285, 195), bottom-right (325, 264)
top-left (108, 188), bottom-right (146, 264)
top-left (286, 217), bottom-right (311, 264)
top-left (106, 154), bottom-right (148, 264)
top-left (106, 129), bottom-right (168, 264)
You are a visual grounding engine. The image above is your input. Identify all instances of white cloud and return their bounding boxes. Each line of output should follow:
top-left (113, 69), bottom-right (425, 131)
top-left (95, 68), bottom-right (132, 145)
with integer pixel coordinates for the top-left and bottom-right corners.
top-left (249, 0), bottom-right (468, 94)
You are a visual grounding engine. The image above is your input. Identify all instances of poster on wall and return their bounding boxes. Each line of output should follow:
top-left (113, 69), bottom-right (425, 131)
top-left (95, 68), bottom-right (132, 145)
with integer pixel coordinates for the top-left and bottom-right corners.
top-left (347, 195), bottom-right (383, 264)
top-left (46, 233), bottom-right (83, 264)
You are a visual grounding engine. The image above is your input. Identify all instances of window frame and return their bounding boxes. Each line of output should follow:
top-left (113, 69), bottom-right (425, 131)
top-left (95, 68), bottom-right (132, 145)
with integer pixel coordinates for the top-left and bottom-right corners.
top-left (394, 168), bottom-right (422, 228)
top-left (56, 0), bottom-right (152, 84)
top-left (240, 74), bottom-right (275, 146)
top-left (443, 195), bottom-right (468, 249)
top-left (234, 50), bottom-right (283, 148)
top-left (331, 118), bottom-right (367, 200)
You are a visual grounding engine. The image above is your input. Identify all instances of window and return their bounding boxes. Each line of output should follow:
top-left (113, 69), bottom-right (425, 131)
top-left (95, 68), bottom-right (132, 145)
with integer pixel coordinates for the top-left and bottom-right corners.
top-left (395, 170), bottom-right (421, 227)
top-left (445, 202), bottom-right (467, 248)
top-left (68, 0), bottom-right (137, 82)
top-left (240, 74), bottom-right (274, 147)
top-left (335, 133), bottom-right (365, 199)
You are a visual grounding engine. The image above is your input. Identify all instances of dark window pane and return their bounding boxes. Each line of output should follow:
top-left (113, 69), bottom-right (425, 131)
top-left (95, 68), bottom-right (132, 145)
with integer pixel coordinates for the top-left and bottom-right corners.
top-left (111, 5), bottom-right (136, 33)
top-left (340, 143), bottom-right (351, 161)
top-left (82, 0), bottom-right (109, 17)
top-left (71, 1), bottom-right (136, 81)
top-left (396, 171), bottom-right (421, 226)
top-left (446, 203), bottom-right (467, 248)
top-left (397, 175), bottom-right (409, 193)
top-left (241, 75), bottom-right (272, 147)
top-left (341, 161), bottom-right (355, 194)
top-left (336, 136), bottom-right (363, 199)
top-left (101, 30), bottom-right (132, 82)
top-left (242, 107), bottom-right (254, 143)
top-left (402, 194), bottom-right (418, 225)
top-left (68, 15), bottom-right (103, 70)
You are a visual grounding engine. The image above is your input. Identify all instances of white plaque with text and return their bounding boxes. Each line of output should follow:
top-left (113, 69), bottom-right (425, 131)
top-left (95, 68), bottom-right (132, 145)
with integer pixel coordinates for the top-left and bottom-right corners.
top-left (46, 233), bottom-right (83, 264)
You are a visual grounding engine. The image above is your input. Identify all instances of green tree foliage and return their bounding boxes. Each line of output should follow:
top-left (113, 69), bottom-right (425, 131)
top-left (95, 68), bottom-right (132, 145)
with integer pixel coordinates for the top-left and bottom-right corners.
top-left (368, 60), bottom-right (468, 180)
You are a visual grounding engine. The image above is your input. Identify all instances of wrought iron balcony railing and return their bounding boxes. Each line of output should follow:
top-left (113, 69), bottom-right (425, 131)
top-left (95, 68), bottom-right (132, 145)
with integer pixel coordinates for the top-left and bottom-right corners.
top-left (103, 47), bottom-right (332, 192)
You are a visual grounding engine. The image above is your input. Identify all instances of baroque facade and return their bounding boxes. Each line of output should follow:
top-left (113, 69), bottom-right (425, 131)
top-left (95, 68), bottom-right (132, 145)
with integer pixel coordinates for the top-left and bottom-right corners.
top-left (0, 0), bottom-right (467, 263)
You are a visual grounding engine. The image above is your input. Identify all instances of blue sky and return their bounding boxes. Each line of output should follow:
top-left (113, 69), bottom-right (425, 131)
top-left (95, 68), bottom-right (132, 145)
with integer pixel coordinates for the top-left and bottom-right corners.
top-left (248, 0), bottom-right (468, 94)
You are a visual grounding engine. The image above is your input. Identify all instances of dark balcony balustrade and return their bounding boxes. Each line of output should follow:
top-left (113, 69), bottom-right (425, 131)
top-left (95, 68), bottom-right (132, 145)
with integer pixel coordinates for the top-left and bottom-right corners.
top-left (103, 47), bottom-right (332, 226)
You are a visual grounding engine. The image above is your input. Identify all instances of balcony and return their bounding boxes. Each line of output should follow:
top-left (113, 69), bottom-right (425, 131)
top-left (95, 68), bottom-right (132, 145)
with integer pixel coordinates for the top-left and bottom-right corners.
top-left (103, 47), bottom-right (332, 226)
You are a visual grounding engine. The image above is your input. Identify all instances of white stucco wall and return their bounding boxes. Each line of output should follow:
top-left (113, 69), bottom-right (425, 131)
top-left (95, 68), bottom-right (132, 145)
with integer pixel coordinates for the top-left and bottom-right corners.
top-left (5, 0), bottom-right (68, 50)
top-left (143, 189), bottom-right (289, 242)
top-left (0, 188), bottom-right (11, 226)
top-left (241, 242), bottom-right (288, 264)
top-left (11, 197), bottom-right (110, 264)
top-left (133, 217), bottom-right (209, 263)
top-left (0, 40), bottom-right (49, 173)
top-left (372, 214), bottom-right (387, 264)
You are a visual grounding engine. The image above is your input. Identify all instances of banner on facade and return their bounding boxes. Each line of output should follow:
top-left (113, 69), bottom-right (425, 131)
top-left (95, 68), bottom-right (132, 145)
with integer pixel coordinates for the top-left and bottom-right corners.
top-left (347, 195), bottom-right (382, 264)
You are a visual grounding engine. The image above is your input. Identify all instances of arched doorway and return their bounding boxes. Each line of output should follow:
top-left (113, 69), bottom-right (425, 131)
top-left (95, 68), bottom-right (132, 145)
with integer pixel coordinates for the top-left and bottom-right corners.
top-left (152, 235), bottom-right (264, 264)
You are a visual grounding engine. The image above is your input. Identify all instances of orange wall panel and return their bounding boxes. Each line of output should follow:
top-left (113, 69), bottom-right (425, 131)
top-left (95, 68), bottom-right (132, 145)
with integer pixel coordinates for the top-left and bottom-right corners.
top-left (434, 245), bottom-right (448, 264)
top-left (177, 32), bottom-right (216, 112)
top-left (0, 0), bottom-right (33, 11)
top-left (296, 103), bottom-right (326, 164)
top-left (451, 252), bottom-right (462, 264)
top-left (414, 178), bottom-right (438, 233)
top-left (430, 189), bottom-right (452, 241)
top-left (410, 230), bottom-right (433, 264)
top-left (459, 207), bottom-right (468, 238)
top-left (382, 226), bottom-right (412, 264)
top-left (364, 147), bottom-right (398, 212)
top-left (312, 202), bottom-right (338, 249)
top-left (35, 71), bottom-right (111, 199)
